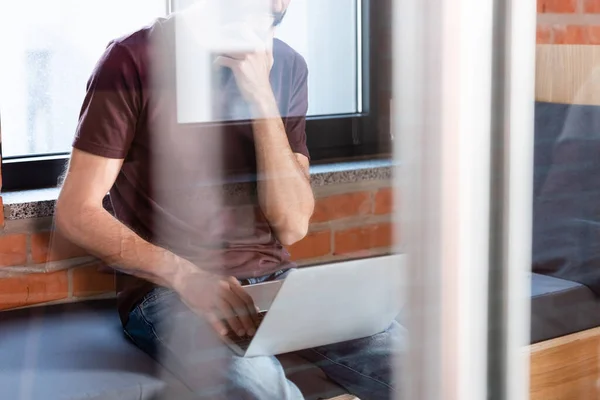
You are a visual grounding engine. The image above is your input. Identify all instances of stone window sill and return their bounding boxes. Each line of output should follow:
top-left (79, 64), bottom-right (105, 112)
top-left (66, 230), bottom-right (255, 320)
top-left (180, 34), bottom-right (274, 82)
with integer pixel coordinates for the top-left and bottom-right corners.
top-left (2, 159), bottom-right (395, 221)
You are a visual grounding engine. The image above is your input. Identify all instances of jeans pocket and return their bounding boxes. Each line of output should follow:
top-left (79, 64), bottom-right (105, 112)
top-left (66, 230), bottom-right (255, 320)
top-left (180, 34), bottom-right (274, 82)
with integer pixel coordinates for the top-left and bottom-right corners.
top-left (139, 286), bottom-right (176, 310)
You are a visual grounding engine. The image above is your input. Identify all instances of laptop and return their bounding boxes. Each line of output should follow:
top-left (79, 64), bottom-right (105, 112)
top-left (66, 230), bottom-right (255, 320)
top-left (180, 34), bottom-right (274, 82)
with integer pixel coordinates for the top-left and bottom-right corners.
top-left (223, 254), bottom-right (405, 357)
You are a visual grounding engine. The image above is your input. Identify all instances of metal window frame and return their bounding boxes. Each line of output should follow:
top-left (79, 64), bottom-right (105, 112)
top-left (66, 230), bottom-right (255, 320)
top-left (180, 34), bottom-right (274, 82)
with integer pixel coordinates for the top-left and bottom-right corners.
top-left (1, 0), bottom-right (389, 191)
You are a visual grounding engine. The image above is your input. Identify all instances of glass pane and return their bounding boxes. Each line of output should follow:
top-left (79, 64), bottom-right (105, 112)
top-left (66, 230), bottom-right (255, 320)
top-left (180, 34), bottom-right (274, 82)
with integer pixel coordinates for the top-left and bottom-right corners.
top-left (173, 0), bottom-right (360, 119)
top-left (0, 0), bottom-right (166, 158)
top-left (276, 0), bottom-right (359, 117)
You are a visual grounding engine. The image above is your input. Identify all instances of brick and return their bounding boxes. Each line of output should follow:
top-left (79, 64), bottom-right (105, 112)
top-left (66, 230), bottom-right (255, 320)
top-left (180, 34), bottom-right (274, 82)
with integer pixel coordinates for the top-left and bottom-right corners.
top-left (72, 264), bottom-right (115, 297)
top-left (334, 223), bottom-right (394, 255)
top-left (587, 26), bottom-right (600, 44)
top-left (31, 231), bottom-right (88, 264)
top-left (333, 249), bottom-right (381, 261)
top-left (584, 0), bottom-right (600, 13)
top-left (374, 188), bottom-right (394, 215)
top-left (0, 234), bottom-right (27, 267)
top-left (554, 25), bottom-right (588, 44)
top-left (287, 230), bottom-right (331, 260)
top-left (538, 0), bottom-right (577, 13)
top-left (0, 271), bottom-right (68, 310)
top-left (311, 192), bottom-right (372, 223)
top-left (537, 25), bottom-right (553, 44)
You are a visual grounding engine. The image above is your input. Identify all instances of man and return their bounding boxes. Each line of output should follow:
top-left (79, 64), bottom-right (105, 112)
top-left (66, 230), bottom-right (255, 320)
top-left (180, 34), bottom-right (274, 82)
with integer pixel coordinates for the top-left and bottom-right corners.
top-left (56, 1), bottom-right (403, 398)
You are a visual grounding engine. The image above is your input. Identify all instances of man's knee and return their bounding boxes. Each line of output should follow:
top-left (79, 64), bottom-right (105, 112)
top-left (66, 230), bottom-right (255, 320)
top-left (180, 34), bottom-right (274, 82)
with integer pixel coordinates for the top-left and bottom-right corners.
top-left (226, 356), bottom-right (302, 400)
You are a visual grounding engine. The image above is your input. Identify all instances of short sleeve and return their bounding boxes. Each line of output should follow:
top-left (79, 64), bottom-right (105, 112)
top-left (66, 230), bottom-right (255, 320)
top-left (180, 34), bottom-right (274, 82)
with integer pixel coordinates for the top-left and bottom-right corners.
top-left (285, 54), bottom-right (310, 160)
top-left (72, 42), bottom-right (141, 159)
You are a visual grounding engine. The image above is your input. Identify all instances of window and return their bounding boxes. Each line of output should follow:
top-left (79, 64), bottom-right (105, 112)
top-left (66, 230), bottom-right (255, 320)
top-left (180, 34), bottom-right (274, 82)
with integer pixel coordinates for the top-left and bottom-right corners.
top-left (0, 0), bottom-right (167, 158)
top-left (281, 0), bottom-right (389, 161)
top-left (277, 0), bottom-right (360, 117)
top-left (1, 0), bottom-right (388, 191)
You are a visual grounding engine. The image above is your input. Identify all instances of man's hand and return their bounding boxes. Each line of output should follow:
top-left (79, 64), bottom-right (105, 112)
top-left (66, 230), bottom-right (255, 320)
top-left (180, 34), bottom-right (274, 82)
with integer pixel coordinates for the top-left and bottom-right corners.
top-left (173, 267), bottom-right (259, 338)
top-left (214, 29), bottom-right (275, 106)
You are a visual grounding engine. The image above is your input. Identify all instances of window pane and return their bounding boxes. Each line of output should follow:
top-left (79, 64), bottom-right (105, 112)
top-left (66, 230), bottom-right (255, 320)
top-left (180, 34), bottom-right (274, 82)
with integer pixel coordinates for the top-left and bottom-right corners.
top-left (0, 0), bottom-right (166, 158)
top-left (174, 0), bottom-right (360, 119)
top-left (276, 0), bottom-right (359, 117)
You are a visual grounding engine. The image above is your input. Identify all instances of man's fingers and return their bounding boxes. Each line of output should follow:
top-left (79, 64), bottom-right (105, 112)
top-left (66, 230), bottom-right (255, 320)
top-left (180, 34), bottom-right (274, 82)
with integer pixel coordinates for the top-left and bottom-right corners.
top-left (206, 312), bottom-right (229, 337)
top-left (220, 52), bottom-right (248, 61)
top-left (228, 279), bottom-right (259, 326)
top-left (217, 299), bottom-right (245, 337)
top-left (223, 290), bottom-right (256, 336)
top-left (228, 278), bottom-right (259, 318)
top-left (214, 56), bottom-right (238, 70)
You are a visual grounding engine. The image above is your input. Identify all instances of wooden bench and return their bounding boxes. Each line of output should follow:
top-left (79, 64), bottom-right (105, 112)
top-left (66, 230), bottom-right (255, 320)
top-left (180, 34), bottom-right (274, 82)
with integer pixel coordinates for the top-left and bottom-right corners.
top-left (530, 43), bottom-right (600, 400)
top-left (531, 327), bottom-right (600, 399)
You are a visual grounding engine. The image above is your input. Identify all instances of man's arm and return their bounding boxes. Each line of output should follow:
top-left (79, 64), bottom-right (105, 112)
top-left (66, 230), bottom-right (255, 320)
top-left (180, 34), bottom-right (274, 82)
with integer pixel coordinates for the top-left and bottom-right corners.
top-left (216, 46), bottom-right (314, 246)
top-left (55, 149), bottom-right (195, 289)
top-left (56, 149), bottom-right (258, 336)
top-left (251, 100), bottom-right (314, 245)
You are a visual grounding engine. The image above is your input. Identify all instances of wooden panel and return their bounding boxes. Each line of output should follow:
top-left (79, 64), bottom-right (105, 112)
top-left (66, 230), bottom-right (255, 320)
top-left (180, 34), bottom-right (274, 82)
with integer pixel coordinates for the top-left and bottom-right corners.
top-left (536, 45), bottom-right (600, 106)
top-left (530, 327), bottom-right (600, 400)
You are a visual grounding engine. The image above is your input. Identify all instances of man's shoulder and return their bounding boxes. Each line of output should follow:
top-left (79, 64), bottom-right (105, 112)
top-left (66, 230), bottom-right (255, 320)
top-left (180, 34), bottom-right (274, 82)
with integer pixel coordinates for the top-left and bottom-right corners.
top-left (273, 39), bottom-right (307, 73)
top-left (106, 17), bottom-right (170, 61)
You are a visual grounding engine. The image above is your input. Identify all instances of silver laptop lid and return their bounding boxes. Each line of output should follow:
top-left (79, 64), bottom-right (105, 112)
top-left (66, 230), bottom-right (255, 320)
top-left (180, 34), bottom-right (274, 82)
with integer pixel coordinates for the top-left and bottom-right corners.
top-left (245, 254), bottom-right (405, 357)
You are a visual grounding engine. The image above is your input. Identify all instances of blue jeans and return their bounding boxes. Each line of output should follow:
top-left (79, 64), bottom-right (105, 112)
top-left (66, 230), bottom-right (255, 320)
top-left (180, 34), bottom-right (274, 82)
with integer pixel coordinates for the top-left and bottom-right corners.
top-left (123, 270), bottom-right (406, 400)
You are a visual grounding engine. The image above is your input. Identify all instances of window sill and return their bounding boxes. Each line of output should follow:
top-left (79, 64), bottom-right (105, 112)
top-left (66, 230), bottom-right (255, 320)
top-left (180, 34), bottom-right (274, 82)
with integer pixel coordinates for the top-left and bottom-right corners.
top-left (2, 159), bottom-right (396, 221)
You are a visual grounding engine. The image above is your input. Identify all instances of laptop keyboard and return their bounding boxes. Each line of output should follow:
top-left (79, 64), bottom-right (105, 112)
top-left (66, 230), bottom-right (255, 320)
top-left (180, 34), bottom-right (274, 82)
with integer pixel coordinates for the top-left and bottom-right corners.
top-left (225, 311), bottom-right (267, 351)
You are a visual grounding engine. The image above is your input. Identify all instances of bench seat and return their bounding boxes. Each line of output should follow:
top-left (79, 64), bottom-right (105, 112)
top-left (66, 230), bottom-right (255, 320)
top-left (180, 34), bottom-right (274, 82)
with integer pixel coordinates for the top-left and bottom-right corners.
top-left (2, 274), bottom-right (600, 399)
top-left (0, 300), bottom-right (348, 400)
top-left (531, 273), bottom-right (600, 343)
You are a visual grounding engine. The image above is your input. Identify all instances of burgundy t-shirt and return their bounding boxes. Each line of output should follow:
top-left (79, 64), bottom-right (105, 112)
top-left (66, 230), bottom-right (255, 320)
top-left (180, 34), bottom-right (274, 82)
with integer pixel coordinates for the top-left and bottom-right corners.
top-left (72, 16), bottom-right (309, 324)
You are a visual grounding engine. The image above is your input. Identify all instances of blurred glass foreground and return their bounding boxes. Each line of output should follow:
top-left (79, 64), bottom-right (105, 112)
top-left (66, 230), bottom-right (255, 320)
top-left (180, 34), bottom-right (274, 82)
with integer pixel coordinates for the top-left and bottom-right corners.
top-left (4, 0), bottom-right (600, 399)
top-left (394, 0), bottom-right (534, 399)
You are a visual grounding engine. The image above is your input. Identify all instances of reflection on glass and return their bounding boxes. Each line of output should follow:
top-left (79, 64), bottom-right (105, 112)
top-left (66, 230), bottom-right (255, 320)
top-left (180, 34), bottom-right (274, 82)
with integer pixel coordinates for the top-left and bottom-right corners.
top-left (174, 0), bottom-right (361, 118)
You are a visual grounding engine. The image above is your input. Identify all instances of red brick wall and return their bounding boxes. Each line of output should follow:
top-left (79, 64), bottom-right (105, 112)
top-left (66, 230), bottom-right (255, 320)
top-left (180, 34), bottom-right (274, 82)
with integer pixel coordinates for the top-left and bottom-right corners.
top-left (0, 224), bottom-right (115, 310)
top-left (538, 0), bottom-right (600, 43)
top-left (0, 183), bottom-right (394, 311)
top-left (289, 187), bottom-right (394, 262)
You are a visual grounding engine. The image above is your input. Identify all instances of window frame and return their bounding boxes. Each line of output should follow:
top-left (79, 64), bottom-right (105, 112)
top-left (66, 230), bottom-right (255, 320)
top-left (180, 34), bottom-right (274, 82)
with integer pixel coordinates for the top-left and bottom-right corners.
top-left (0, 0), bottom-right (390, 191)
